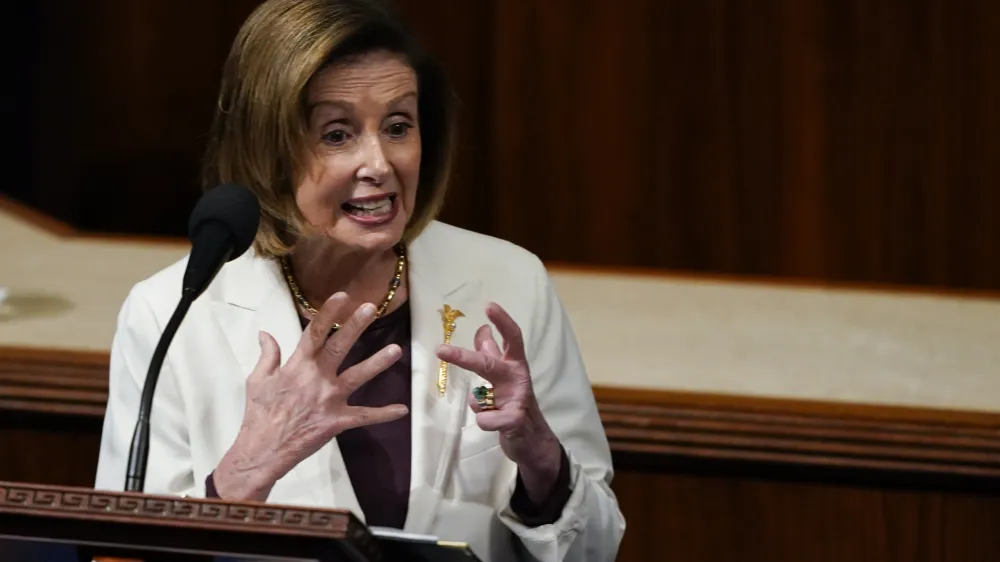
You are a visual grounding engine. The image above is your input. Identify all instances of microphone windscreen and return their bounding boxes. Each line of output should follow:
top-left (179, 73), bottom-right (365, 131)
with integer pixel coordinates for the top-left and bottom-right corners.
top-left (187, 183), bottom-right (260, 260)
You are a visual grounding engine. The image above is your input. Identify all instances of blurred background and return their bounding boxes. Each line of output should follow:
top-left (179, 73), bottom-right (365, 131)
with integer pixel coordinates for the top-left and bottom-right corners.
top-left (4, 0), bottom-right (997, 290)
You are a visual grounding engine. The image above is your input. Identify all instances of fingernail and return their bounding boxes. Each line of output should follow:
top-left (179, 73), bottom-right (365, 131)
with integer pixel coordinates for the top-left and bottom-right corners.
top-left (362, 303), bottom-right (377, 317)
top-left (258, 331), bottom-right (265, 347)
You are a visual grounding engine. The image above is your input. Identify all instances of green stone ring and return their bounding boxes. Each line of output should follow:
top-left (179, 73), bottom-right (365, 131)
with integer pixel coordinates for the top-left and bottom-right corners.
top-left (473, 385), bottom-right (495, 410)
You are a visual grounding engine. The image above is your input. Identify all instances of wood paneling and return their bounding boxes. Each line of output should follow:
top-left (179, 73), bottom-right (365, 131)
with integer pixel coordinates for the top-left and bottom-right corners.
top-left (5, 0), bottom-right (998, 290)
top-left (392, 0), bottom-right (496, 237)
top-left (488, 0), bottom-right (999, 289)
top-left (611, 469), bottom-right (1000, 562)
top-left (0, 412), bottom-right (101, 487)
top-left (5, 345), bottom-right (1000, 480)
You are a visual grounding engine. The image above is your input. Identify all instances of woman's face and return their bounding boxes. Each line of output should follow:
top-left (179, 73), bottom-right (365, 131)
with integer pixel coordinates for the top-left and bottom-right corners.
top-left (296, 50), bottom-right (421, 254)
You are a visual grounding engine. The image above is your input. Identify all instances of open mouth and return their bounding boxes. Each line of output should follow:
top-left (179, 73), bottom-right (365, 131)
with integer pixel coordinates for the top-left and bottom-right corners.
top-left (341, 193), bottom-right (396, 218)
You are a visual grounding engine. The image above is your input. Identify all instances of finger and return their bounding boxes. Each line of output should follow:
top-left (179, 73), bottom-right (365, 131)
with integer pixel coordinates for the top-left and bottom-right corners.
top-left (436, 344), bottom-right (510, 384)
top-left (485, 303), bottom-right (527, 362)
top-left (341, 404), bottom-right (409, 431)
top-left (250, 331), bottom-right (281, 379)
top-left (297, 292), bottom-right (349, 357)
top-left (339, 344), bottom-right (403, 392)
top-left (482, 332), bottom-right (503, 358)
top-left (319, 302), bottom-right (378, 370)
top-left (473, 324), bottom-right (500, 357)
top-left (474, 409), bottom-right (514, 433)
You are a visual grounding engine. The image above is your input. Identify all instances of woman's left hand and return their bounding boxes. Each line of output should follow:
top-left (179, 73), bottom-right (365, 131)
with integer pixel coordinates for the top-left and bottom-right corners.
top-left (436, 302), bottom-right (563, 502)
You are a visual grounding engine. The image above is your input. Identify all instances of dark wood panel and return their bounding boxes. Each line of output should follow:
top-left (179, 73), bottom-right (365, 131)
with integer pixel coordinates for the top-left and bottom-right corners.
top-left (25, 0), bottom-right (262, 236)
top-left (611, 468), bottom-right (1000, 562)
top-left (490, 0), bottom-right (1000, 289)
top-left (6, 0), bottom-right (998, 289)
top-left (0, 412), bottom-right (101, 487)
top-left (392, 0), bottom-right (496, 237)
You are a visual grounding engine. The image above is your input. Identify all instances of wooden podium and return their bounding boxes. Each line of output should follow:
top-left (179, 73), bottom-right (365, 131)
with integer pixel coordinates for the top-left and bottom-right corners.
top-left (0, 480), bottom-right (380, 561)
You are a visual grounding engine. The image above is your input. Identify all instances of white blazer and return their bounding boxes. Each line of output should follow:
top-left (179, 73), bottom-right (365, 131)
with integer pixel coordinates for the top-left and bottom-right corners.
top-left (95, 221), bottom-right (625, 562)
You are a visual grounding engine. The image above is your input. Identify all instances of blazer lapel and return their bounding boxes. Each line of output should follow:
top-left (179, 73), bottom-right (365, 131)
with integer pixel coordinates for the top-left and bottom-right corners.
top-left (214, 254), bottom-right (299, 377)
top-left (404, 236), bottom-right (481, 534)
top-left (213, 253), bottom-right (363, 517)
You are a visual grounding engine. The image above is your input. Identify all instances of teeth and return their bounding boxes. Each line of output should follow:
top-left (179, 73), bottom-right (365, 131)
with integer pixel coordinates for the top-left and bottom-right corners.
top-left (344, 197), bottom-right (392, 216)
top-left (350, 199), bottom-right (391, 210)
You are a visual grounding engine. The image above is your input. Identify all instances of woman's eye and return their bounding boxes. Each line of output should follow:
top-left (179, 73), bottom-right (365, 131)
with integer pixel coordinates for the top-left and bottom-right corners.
top-left (323, 129), bottom-right (348, 144)
top-left (387, 122), bottom-right (412, 138)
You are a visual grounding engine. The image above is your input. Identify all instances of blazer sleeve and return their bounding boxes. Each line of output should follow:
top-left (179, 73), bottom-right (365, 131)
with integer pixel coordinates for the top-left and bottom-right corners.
top-left (94, 287), bottom-right (197, 496)
top-left (495, 256), bottom-right (626, 562)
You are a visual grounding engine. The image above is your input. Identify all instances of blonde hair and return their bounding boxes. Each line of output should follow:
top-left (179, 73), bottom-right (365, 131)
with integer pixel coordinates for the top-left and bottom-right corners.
top-left (201, 0), bottom-right (456, 258)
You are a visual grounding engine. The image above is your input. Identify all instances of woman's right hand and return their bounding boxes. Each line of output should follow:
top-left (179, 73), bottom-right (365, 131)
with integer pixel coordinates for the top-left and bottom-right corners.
top-left (213, 292), bottom-right (408, 501)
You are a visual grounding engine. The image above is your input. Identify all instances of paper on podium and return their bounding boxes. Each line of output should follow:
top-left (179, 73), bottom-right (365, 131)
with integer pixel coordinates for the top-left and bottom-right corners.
top-left (369, 527), bottom-right (483, 561)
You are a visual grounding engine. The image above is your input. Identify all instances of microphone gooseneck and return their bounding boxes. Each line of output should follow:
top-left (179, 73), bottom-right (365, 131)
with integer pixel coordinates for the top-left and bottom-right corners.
top-left (124, 293), bottom-right (194, 492)
top-left (123, 183), bottom-right (260, 493)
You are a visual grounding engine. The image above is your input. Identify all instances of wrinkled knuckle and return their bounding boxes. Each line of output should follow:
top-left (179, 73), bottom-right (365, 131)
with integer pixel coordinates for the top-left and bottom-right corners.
top-left (324, 340), bottom-right (347, 360)
top-left (483, 355), bottom-right (498, 374)
top-left (306, 327), bottom-right (326, 346)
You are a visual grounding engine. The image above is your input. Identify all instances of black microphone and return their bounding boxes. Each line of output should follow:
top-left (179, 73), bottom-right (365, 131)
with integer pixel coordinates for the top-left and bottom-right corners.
top-left (124, 183), bottom-right (260, 492)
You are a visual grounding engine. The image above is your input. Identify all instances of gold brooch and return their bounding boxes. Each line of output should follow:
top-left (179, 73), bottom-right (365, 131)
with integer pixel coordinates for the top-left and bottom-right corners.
top-left (438, 305), bottom-right (465, 396)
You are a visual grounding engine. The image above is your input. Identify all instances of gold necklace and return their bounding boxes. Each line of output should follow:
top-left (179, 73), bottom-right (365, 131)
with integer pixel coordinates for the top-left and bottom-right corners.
top-left (280, 243), bottom-right (406, 331)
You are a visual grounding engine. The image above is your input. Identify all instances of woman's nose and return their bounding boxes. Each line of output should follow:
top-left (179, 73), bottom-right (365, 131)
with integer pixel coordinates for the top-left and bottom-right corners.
top-left (356, 135), bottom-right (390, 184)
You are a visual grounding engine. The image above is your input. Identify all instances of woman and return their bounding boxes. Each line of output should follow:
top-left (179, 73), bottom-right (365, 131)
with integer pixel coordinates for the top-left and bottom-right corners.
top-left (94, 0), bottom-right (625, 560)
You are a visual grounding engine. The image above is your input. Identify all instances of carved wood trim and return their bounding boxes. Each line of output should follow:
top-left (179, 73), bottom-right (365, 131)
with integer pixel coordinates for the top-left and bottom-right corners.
top-left (0, 481), bottom-right (378, 561)
top-left (595, 390), bottom-right (1000, 478)
top-left (0, 481), bottom-right (359, 538)
top-left (3, 345), bottom-right (999, 479)
top-left (0, 347), bottom-right (109, 416)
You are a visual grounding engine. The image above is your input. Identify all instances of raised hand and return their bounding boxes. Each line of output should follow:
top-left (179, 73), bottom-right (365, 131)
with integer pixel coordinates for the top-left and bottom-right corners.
top-left (435, 303), bottom-right (563, 503)
top-left (214, 292), bottom-right (408, 501)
